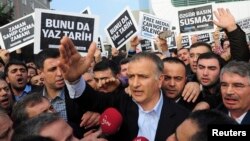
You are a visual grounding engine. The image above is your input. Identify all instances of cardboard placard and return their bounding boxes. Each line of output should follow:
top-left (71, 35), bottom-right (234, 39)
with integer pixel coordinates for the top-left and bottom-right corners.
top-left (34, 9), bottom-right (99, 54)
top-left (182, 35), bottom-right (190, 48)
top-left (178, 5), bottom-right (214, 33)
top-left (237, 17), bottom-right (250, 34)
top-left (197, 33), bottom-right (210, 42)
top-left (138, 12), bottom-right (171, 40)
top-left (105, 7), bottom-right (138, 50)
top-left (140, 38), bottom-right (153, 52)
top-left (0, 13), bottom-right (34, 52)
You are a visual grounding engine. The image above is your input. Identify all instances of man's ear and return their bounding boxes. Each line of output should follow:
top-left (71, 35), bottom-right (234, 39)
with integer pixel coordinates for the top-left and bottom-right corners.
top-left (5, 76), bottom-right (10, 83)
top-left (39, 70), bottom-right (45, 78)
top-left (158, 74), bottom-right (164, 88)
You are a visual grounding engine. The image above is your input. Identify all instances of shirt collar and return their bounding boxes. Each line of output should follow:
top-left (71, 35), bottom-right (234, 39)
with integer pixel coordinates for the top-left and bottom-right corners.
top-left (23, 85), bottom-right (32, 93)
top-left (136, 91), bottom-right (163, 117)
top-left (42, 87), bottom-right (65, 100)
top-left (229, 111), bottom-right (247, 124)
top-left (13, 85), bottom-right (32, 101)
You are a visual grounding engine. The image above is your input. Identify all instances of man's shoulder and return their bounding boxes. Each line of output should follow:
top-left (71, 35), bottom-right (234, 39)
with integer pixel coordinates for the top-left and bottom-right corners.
top-left (30, 85), bottom-right (43, 94)
top-left (163, 97), bottom-right (190, 115)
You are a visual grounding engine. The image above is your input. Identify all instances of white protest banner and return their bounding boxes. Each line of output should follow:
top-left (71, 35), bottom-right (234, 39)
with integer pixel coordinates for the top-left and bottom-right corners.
top-left (81, 6), bottom-right (91, 14)
top-left (0, 13), bottom-right (34, 52)
top-left (138, 12), bottom-right (170, 40)
top-left (197, 33), bottom-right (210, 42)
top-left (182, 35), bottom-right (190, 48)
top-left (34, 9), bottom-right (99, 54)
top-left (140, 38), bottom-right (153, 52)
top-left (178, 4), bottom-right (214, 33)
top-left (105, 7), bottom-right (138, 50)
top-left (237, 17), bottom-right (250, 34)
top-left (97, 36), bottom-right (105, 52)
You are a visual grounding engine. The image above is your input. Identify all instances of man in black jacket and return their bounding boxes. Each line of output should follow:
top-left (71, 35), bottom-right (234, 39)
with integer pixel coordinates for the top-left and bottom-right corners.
top-left (35, 49), bottom-right (100, 138)
top-left (58, 37), bottom-right (189, 141)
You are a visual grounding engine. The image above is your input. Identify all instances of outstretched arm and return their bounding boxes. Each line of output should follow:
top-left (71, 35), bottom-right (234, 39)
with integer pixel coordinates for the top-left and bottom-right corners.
top-left (213, 8), bottom-right (249, 61)
top-left (59, 36), bottom-right (96, 82)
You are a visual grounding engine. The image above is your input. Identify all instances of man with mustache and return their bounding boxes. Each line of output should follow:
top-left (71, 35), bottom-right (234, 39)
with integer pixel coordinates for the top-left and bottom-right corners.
top-left (58, 36), bottom-right (189, 141)
top-left (218, 61), bottom-right (250, 124)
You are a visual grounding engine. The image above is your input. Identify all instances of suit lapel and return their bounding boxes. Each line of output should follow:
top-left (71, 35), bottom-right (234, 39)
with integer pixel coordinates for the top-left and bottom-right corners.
top-left (241, 111), bottom-right (250, 124)
top-left (127, 101), bottom-right (139, 139)
top-left (155, 98), bottom-right (177, 141)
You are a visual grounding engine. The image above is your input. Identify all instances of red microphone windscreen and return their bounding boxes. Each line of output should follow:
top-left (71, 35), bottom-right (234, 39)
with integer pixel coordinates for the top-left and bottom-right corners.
top-left (133, 136), bottom-right (149, 141)
top-left (99, 107), bottom-right (123, 135)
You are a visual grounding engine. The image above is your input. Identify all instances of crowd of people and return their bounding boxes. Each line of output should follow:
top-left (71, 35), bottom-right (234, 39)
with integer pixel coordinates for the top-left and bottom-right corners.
top-left (0, 8), bottom-right (249, 141)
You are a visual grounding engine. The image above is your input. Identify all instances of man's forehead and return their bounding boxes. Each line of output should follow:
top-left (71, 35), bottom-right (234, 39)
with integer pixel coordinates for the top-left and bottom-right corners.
top-left (222, 72), bottom-right (247, 79)
top-left (0, 82), bottom-right (8, 88)
top-left (198, 58), bottom-right (219, 65)
top-left (94, 68), bottom-right (113, 74)
top-left (221, 72), bottom-right (250, 85)
top-left (94, 69), bottom-right (114, 77)
top-left (190, 46), bottom-right (210, 53)
top-left (129, 58), bottom-right (153, 64)
top-left (9, 64), bottom-right (25, 69)
top-left (178, 48), bottom-right (189, 53)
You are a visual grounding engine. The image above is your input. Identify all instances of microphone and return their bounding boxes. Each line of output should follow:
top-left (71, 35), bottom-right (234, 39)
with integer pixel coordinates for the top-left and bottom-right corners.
top-left (99, 107), bottom-right (123, 135)
top-left (133, 136), bottom-right (149, 141)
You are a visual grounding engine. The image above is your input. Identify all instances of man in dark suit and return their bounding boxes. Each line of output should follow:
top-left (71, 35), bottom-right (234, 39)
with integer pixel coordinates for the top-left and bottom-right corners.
top-left (34, 49), bottom-right (100, 138)
top-left (217, 61), bottom-right (250, 124)
top-left (162, 57), bottom-right (201, 111)
top-left (58, 36), bottom-right (189, 141)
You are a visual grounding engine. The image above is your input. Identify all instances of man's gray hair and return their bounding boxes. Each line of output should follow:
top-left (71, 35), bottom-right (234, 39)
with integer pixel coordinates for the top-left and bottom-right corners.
top-left (129, 52), bottom-right (164, 76)
top-left (220, 61), bottom-right (250, 84)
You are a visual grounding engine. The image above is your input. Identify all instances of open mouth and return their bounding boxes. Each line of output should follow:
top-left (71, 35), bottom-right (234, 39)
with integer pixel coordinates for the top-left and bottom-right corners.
top-left (132, 90), bottom-right (143, 96)
top-left (17, 77), bottom-right (24, 84)
top-left (56, 79), bottom-right (65, 85)
top-left (0, 97), bottom-right (9, 106)
top-left (224, 97), bottom-right (238, 105)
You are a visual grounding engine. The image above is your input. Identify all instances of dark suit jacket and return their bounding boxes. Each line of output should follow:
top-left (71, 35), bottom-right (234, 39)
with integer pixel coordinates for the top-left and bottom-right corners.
top-left (217, 104), bottom-right (250, 124)
top-left (75, 84), bottom-right (190, 141)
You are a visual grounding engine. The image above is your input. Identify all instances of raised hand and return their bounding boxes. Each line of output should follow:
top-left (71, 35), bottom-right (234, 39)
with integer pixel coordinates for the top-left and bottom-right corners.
top-left (59, 36), bottom-right (96, 82)
top-left (0, 49), bottom-right (10, 64)
top-left (213, 8), bottom-right (237, 32)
